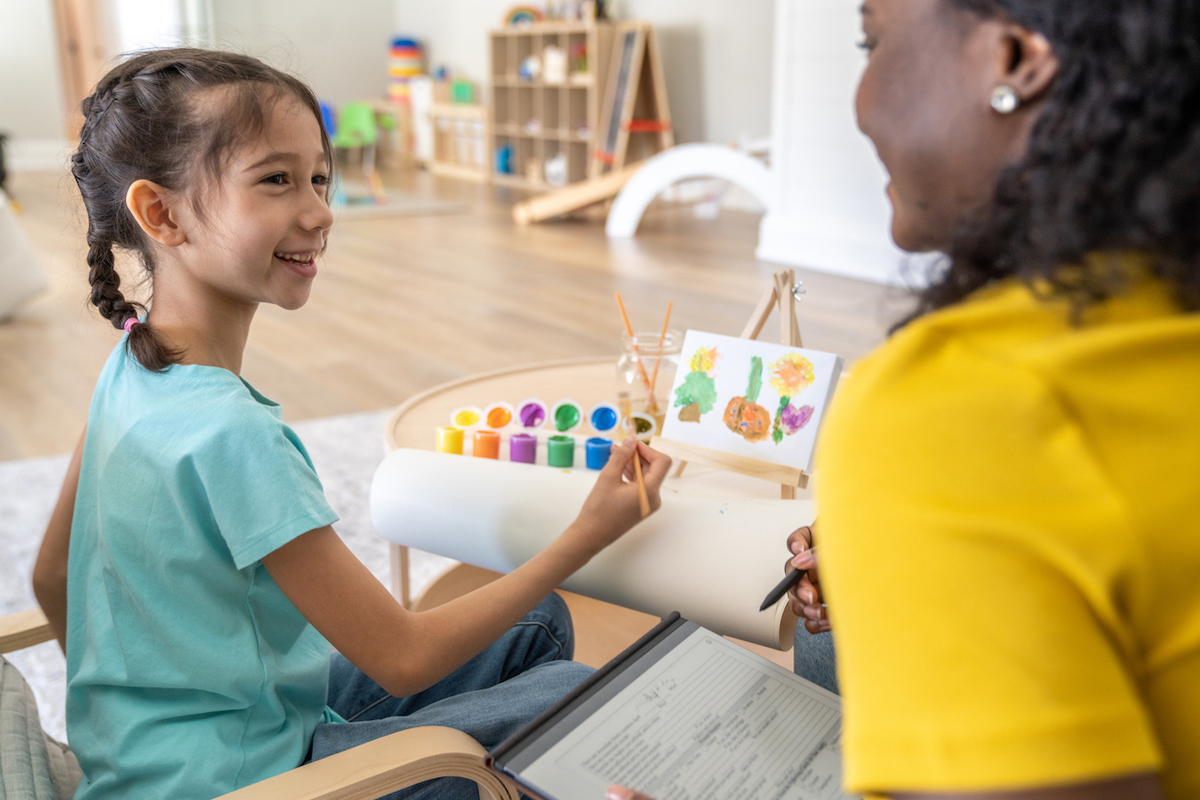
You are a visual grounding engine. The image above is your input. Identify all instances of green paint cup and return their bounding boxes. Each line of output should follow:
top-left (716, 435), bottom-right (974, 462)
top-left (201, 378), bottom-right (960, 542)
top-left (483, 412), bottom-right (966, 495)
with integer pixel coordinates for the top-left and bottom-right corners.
top-left (547, 435), bottom-right (575, 468)
top-left (552, 400), bottom-right (583, 432)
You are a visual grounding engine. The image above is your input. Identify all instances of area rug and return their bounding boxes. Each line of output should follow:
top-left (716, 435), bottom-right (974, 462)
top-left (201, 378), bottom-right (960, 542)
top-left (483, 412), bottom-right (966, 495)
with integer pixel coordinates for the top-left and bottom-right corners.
top-left (0, 409), bottom-right (455, 742)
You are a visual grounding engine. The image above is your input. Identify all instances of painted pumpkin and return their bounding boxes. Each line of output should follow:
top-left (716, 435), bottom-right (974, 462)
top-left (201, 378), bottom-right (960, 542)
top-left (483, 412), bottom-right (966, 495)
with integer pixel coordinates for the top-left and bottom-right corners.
top-left (723, 396), bottom-right (771, 442)
top-left (724, 355), bottom-right (772, 442)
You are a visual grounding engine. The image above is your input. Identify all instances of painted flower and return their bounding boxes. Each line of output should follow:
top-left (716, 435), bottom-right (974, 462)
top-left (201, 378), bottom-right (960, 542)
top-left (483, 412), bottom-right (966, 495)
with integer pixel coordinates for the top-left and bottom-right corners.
top-left (688, 346), bottom-right (719, 374)
top-left (780, 404), bottom-right (815, 434)
top-left (769, 353), bottom-right (815, 397)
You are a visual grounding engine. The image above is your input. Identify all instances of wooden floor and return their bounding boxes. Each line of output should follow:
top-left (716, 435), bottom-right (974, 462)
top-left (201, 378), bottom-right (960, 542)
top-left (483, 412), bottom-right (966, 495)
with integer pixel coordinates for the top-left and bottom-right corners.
top-left (1, 168), bottom-right (909, 462)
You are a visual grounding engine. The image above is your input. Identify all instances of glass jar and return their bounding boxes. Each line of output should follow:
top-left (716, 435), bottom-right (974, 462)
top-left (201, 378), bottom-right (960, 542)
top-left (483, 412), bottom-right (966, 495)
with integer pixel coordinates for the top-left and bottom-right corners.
top-left (615, 330), bottom-right (681, 435)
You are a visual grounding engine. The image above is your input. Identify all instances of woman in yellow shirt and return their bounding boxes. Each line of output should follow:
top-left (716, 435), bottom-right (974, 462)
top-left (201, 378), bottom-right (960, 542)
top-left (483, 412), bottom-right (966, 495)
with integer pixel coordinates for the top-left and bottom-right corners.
top-left (786, 1), bottom-right (1200, 798)
top-left (612, 1), bottom-right (1198, 799)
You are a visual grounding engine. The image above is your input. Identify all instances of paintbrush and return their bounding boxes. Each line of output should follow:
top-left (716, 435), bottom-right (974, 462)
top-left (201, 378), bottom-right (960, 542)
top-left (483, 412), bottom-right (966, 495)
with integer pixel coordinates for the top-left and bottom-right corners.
top-left (631, 440), bottom-right (651, 518)
top-left (614, 292), bottom-right (658, 414)
top-left (647, 301), bottom-right (673, 402)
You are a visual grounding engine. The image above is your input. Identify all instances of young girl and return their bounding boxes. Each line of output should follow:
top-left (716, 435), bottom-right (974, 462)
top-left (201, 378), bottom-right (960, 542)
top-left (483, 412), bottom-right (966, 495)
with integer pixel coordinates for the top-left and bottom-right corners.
top-left (31, 48), bottom-right (671, 800)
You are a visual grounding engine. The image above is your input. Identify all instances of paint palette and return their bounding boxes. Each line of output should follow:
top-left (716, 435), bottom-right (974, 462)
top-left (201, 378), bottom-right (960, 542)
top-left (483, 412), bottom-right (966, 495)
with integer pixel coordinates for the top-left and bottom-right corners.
top-left (449, 397), bottom-right (658, 438)
top-left (438, 391), bottom-right (665, 471)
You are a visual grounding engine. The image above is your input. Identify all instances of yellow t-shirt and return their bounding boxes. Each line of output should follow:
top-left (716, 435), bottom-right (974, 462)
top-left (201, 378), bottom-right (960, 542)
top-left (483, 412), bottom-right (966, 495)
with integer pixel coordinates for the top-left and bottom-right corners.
top-left (816, 264), bottom-right (1200, 797)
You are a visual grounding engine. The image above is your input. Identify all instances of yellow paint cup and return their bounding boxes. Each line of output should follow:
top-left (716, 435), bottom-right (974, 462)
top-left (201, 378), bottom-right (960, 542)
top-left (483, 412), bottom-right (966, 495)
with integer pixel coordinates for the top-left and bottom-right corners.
top-left (436, 426), bottom-right (464, 454)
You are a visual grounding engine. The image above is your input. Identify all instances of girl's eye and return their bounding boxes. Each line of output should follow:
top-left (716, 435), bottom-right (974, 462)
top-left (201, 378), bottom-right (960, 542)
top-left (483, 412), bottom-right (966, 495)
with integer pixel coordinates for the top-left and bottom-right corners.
top-left (313, 174), bottom-right (329, 187)
top-left (857, 37), bottom-right (878, 54)
top-left (263, 173), bottom-right (288, 185)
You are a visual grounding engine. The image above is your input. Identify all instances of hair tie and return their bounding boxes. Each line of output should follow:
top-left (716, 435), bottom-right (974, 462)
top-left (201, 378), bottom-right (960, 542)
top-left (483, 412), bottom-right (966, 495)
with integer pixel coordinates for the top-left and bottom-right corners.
top-left (124, 317), bottom-right (141, 334)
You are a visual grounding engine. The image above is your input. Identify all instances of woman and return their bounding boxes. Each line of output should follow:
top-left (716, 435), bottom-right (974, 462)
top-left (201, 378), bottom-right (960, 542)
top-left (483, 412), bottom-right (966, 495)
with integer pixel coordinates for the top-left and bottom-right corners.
top-left (618, 0), bottom-right (1199, 797)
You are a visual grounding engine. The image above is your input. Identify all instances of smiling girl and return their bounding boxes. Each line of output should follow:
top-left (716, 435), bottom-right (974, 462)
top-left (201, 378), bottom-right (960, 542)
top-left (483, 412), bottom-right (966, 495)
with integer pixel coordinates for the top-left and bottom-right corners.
top-left (31, 49), bottom-right (670, 800)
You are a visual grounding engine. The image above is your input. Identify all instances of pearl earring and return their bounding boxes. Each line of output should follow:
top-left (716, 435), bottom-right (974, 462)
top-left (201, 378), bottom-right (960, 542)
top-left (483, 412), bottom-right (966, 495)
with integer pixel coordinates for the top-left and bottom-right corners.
top-left (991, 85), bottom-right (1019, 114)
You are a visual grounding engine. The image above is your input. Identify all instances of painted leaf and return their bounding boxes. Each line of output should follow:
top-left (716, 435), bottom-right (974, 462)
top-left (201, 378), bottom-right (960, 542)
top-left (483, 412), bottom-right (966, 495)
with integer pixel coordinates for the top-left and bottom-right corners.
top-left (745, 356), bottom-right (763, 404)
top-left (673, 371), bottom-right (718, 415)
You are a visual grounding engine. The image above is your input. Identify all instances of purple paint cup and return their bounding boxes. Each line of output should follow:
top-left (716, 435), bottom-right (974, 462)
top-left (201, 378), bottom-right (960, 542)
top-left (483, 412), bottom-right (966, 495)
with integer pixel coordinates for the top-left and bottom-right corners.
top-left (510, 433), bottom-right (538, 464)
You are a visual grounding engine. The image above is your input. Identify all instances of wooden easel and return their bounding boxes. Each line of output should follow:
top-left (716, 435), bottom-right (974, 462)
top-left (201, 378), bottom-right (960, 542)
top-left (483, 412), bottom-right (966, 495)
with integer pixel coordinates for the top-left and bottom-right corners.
top-left (590, 22), bottom-right (674, 177)
top-left (650, 270), bottom-right (808, 500)
top-left (512, 21), bottom-right (674, 225)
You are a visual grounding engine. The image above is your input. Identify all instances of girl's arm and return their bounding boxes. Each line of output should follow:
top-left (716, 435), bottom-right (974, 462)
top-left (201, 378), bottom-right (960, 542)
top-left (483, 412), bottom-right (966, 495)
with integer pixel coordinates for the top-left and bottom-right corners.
top-left (32, 427), bottom-right (87, 653)
top-left (263, 439), bottom-right (671, 698)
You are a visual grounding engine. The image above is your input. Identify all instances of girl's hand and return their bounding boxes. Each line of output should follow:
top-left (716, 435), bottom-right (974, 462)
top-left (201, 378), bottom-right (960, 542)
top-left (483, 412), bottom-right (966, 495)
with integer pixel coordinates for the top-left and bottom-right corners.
top-left (608, 787), bottom-right (654, 800)
top-left (786, 525), bottom-right (830, 634)
top-left (569, 438), bottom-right (672, 557)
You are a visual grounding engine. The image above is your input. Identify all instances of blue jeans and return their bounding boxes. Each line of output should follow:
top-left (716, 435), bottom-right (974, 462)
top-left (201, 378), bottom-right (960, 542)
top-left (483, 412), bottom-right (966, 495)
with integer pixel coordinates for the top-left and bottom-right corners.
top-left (793, 628), bottom-right (839, 696)
top-left (310, 593), bottom-right (593, 800)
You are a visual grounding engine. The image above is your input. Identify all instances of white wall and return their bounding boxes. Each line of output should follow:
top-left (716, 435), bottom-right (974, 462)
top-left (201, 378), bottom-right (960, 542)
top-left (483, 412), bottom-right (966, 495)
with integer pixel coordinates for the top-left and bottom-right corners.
top-left (0, 0), bottom-right (69, 169)
top-left (210, 0), bottom-right (393, 105)
top-left (394, 0), bottom-right (774, 146)
top-left (756, 0), bottom-right (920, 285)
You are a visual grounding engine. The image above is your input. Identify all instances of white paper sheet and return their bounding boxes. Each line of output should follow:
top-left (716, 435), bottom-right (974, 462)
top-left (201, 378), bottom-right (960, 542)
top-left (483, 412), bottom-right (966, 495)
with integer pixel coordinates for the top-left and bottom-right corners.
top-left (520, 628), bottom-right (854, 800)
top-left (662, 331), bottom-right (844, 474)
top-left (369, 449), bottom-right (812, 648)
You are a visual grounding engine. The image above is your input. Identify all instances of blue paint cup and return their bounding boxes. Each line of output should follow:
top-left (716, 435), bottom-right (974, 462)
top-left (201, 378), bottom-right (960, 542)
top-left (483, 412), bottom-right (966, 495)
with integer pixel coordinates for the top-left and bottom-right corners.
top-left (585, 437), bottom-right (613, 470)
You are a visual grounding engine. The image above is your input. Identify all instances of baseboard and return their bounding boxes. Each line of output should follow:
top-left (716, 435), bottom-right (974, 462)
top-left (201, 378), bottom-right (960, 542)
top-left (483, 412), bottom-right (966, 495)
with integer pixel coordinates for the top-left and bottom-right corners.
top-left (6, 139), bottom-right (72, 172)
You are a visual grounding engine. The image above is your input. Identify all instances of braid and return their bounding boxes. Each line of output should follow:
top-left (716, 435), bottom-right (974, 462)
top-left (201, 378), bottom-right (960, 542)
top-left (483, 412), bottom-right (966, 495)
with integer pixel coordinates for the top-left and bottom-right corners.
top-left (86, 238), bottom-right (143, 328)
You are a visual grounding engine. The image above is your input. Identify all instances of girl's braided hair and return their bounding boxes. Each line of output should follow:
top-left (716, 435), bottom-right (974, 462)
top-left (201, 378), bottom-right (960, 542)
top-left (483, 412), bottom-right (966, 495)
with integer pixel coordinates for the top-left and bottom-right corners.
top-left (71, 48), bottom-right (332, 371)
top-left (907, 0), bottom-right (1200, 324)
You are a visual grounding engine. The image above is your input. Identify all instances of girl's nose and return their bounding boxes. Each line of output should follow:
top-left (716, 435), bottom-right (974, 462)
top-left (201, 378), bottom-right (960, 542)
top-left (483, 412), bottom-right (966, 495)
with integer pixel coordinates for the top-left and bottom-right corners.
top-left (303, 186), bottom-right (335, 232)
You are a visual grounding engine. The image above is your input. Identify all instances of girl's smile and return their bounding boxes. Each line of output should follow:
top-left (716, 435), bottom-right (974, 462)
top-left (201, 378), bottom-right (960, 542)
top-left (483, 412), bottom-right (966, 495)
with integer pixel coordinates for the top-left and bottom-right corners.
top-left (274, 250), bottom-right (320, 278)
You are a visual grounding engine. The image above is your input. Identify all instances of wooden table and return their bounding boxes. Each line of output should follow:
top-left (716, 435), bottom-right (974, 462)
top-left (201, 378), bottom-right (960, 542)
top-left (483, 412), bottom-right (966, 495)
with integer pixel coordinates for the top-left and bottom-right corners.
top-left (383, 356), bottom-right (806, 669)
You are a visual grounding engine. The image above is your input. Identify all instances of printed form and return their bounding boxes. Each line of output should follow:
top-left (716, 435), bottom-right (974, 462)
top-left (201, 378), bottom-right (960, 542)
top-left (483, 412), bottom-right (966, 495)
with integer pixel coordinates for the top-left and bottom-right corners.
top-left (520, 629), bottom-right (856, 800)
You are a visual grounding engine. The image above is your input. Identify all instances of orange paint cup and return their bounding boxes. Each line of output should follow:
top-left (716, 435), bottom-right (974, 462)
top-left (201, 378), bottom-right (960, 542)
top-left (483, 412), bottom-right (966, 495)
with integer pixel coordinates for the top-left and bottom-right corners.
top-left (473, 430), bottom-right (501, 459)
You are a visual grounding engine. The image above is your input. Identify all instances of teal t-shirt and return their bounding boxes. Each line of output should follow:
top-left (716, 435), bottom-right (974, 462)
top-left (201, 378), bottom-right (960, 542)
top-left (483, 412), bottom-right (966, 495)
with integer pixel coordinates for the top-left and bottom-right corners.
top-left (66, 341), bottom-right (341, 800)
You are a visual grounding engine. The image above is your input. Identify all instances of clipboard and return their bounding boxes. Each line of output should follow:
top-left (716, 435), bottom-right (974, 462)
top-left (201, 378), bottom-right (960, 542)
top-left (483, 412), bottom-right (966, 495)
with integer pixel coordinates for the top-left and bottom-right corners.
top-left (488, 614), bottom-right (857, 800)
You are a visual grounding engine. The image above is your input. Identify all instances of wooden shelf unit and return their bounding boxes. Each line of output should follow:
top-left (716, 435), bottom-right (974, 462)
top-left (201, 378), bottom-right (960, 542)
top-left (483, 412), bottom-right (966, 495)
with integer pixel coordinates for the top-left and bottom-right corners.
top-left (430, 103), bottom-right (489, 182)
top-left (488, 22), bottom-right (614, 191)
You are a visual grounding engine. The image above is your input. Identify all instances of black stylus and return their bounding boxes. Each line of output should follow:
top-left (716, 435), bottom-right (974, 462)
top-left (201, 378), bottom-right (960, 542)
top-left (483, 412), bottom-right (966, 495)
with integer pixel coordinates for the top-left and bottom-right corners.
top-left (759, 567), bottom-right (808, 611)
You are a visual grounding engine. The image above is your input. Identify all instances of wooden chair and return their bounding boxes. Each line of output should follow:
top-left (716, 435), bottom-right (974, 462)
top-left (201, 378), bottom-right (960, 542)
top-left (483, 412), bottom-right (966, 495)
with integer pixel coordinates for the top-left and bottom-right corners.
top-left (0, 607), bottom-right (519, 800)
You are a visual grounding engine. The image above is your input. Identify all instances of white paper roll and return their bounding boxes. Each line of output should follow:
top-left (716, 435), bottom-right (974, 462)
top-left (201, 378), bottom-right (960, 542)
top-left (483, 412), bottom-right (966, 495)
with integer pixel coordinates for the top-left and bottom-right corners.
top-left (370, 449), bottom-right (813, 649)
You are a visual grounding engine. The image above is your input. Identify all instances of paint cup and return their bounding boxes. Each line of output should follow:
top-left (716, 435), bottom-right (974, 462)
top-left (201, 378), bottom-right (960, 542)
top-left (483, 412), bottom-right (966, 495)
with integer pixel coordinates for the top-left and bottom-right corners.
top-left (547, 435), bottom-right (575, 468)
top-left (484, 402), bottom-right (515, 430)
top-left (588, 403), bottom-right (620, 434)
top-left (450, 406), bottom-right (483, 429)
top-left (473, 430), bottom-right (500, 459)
top-left (625, 412), bottom-right (658, 438)
top-left (517, 398), bottom-right (548, 430)
top-left (585, 437), bottom-right (612, 470)
top-left (510, 433), bottom-right (538, 464)
top-left (436, 426), bottom-right (464, 455)
top-left (551, 399), bottom-right (583, 433)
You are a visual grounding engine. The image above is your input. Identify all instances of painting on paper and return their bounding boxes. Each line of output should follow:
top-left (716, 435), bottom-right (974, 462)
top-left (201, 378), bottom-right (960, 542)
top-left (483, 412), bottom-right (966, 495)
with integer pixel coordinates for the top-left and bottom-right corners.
top-left (660, 330), bottom-right (844, 473)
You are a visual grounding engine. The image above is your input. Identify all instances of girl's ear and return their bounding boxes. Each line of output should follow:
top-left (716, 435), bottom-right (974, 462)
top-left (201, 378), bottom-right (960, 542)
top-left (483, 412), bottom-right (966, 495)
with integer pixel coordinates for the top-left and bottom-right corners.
top-left (125, 180), bottom-right (186, 247)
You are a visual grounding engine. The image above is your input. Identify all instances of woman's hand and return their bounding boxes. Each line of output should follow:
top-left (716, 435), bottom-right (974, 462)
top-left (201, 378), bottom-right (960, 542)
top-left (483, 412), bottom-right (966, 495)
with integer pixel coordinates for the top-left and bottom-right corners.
top-left (785, 525), bottom-right (830, 634)
top-left (608, 786), bottom-right (653, 800)
top-left (568, 438), bottom-right (672, 557)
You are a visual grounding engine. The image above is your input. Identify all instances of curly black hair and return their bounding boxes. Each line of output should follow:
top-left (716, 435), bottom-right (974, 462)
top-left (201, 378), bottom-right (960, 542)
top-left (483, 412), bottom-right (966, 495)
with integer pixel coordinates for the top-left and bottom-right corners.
top-left (910, 0), bottom-right (1200, 322)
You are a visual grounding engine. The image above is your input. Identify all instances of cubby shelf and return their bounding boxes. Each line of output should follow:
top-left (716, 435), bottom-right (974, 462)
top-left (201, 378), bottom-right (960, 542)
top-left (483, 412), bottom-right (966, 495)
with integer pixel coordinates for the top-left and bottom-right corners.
top-left (489, 22), bottom-right (614, 191)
